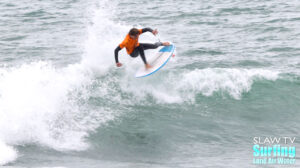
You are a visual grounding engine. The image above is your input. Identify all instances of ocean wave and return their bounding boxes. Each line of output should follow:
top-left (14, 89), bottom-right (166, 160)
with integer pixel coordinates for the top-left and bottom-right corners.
top-left (119, 68), bottom-right (279, 103)
top-left (0, 61), bottom-right (115, 165)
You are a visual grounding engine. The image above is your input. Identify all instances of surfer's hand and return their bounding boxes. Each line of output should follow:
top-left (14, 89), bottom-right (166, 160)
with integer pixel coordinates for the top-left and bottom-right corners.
top-left (145, 63), bottom-right (152, 69)
top-left (116, 63), bottom-right (122, 67)
top-left (152, 29), bottom-right (158, 36)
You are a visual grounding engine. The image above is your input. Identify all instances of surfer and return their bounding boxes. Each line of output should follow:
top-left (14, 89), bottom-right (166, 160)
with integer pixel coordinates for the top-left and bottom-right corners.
top-left (114, 28), bottom-right (170, 69)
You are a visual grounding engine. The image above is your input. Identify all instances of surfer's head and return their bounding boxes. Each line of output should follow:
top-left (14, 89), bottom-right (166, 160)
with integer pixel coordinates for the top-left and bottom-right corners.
top-left (129, 28), bottom-right (139, 39)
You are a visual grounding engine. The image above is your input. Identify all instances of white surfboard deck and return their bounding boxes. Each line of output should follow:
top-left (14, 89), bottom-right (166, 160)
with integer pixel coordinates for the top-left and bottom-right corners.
top-left (135, 44), bottom-right (175, 78)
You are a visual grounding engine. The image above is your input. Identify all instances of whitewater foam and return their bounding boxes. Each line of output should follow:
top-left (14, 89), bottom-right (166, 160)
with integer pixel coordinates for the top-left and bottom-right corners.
top-left (178, 68), bottom-right (279, 100)
top-left (0, 140), bottom-right (17, 165)
top-left (119, 68), bottom-right (279, 103)
top-left (0, 1), bottom-right (128, 165)
top-left (0, 61), bottom-right (115, 165)
top-left (81, 0), bottom-right (130, 74)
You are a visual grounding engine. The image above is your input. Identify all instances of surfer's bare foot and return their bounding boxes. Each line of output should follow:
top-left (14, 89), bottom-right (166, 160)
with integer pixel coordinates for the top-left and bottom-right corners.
top-left (145, 64), bottom-right (152, 69)
top-left (162, 42), bottom-right (170, 46)
top-left (116, 62), bottom-right (122, 67)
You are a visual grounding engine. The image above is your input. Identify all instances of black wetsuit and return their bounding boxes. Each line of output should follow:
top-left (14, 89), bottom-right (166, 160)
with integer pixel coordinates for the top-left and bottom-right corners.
top-left (114, 28), bottom-right (163, 64)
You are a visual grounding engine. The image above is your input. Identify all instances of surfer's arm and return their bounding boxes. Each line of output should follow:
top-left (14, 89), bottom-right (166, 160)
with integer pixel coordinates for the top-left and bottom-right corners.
top-left (141, 28), bottom-right (154, 33)
top-left (141, 28), bottom-right (158, 35)
top-left (114, 46), bottom-right (122, 64)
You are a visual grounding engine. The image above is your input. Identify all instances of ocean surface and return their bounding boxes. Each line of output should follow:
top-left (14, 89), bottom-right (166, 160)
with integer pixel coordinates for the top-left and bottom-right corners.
top-left (0, 0), bottom-right (300, 167)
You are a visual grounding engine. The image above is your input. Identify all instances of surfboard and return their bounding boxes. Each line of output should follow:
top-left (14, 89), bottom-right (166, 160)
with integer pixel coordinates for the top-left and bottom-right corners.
top-left (135, 44), bottom-right (175, 78)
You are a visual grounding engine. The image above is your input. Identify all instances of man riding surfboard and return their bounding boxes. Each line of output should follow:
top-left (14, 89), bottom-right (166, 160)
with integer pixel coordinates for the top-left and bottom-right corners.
top-left (114, 28), bottom-right (170, 69)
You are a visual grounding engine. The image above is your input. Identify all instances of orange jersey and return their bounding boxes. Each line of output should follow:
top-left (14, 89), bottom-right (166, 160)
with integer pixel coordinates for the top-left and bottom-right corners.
top-left (119, 29), bottom-right (143, 54)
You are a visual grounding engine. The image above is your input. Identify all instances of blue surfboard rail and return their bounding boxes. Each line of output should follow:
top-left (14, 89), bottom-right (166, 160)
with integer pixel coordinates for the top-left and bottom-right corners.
top-left (159, 45), bottom-right (174, 52)
top-left (136, 44), bottom-right (175, 78)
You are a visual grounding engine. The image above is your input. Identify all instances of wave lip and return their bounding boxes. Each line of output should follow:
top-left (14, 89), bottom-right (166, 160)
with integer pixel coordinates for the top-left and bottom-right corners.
top-left (178, 68), bottom-right (279, 100)
top-left (120, 68), bottom-right (279, 104)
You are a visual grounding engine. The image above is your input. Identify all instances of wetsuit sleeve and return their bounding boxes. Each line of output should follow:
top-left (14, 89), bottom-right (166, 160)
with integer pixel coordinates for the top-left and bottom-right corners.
top-left (141, 28), bottom-right (153, 33)
top-left (114, 46), bottom-right (122, 63)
